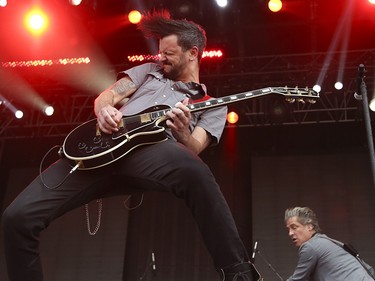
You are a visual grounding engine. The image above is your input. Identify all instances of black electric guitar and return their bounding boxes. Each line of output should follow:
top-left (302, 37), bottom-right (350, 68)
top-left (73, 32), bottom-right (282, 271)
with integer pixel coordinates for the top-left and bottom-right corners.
top-left (63, 86), bottom-right (319, 170)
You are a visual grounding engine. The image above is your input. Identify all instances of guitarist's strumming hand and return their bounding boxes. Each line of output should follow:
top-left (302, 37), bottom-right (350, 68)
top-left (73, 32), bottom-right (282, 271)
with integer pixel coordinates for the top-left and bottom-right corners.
top-left (96, 105), bottom-right (122, 134)
top-left (166, 98), bottom-right (210, 155)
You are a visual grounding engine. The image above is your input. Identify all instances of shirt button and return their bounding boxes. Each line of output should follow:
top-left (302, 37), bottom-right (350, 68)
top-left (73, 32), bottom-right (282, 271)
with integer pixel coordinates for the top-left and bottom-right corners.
top-left (171, 87), bottom-right (174, 91)
top-left (163, 95), bottom-right (166, 98)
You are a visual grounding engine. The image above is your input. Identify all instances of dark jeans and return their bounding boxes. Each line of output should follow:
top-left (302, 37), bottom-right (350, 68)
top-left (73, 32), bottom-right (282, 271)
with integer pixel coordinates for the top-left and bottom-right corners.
top-left (2, 139), bottom-right (249, 281)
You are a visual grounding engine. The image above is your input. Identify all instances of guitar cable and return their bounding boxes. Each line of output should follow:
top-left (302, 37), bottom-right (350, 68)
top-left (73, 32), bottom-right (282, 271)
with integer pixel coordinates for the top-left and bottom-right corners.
top-left (39, 145), bottom-right (79, 190)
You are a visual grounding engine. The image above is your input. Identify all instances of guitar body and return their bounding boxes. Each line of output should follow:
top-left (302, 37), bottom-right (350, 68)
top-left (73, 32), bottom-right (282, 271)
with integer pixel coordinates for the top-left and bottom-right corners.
top-left (63, 105), bottom-right (170, 170)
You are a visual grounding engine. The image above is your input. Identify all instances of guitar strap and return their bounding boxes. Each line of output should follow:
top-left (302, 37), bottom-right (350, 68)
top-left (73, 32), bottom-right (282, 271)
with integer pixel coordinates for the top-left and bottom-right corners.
top-left (319, 234), bottom-right (375, 280)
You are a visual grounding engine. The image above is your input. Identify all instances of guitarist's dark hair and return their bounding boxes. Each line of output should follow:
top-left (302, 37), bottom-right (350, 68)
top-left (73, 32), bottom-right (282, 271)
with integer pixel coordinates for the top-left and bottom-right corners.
top-left (138, 10), bottom-right (207, 62)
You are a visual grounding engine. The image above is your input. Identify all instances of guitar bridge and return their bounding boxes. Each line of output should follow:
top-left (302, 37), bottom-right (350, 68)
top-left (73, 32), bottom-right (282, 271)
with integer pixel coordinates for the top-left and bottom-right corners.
top-left (95, 123), bottom-right (101, 137)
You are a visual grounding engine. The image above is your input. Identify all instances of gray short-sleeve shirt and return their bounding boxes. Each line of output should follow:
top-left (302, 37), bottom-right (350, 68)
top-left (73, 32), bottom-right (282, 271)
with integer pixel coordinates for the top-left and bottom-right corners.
top-left (117, 63), bottom-right (228, 144)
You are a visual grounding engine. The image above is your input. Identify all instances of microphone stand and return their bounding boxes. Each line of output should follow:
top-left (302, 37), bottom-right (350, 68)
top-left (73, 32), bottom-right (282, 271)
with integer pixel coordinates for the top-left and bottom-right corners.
top-left (139, 252), bottom-right (156, 280)
top-left (356, 64), bottom-right (375, 190)
top-left (256, 249), bottom-right (284, 281)
top-left (138, 260), bottom-right (153, 281)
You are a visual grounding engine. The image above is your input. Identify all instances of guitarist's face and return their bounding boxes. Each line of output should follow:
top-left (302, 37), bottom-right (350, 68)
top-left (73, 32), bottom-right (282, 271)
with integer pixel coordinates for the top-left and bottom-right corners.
top-left (159, 34), bottom-right (190, 81)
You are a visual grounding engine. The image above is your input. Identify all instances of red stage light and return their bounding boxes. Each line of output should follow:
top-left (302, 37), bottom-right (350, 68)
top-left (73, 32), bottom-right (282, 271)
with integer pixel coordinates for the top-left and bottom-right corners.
top-left (227, 111), bottom-right (239, 125)
top-left (202, 50), bottom-right (223, 58)
top-left (1, 57), bottom-right (90, 68)
top-left (127, 50), bottom-right (223, 62)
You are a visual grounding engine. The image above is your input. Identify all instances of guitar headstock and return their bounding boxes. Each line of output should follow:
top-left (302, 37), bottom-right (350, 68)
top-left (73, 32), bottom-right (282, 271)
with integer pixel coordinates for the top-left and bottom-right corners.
top-left (271, 86), bottom-right (319, 104)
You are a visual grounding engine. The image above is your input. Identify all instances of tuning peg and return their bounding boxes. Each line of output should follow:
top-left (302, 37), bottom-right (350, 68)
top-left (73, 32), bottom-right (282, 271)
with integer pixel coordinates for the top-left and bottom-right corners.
top-left (297, 98), bottom-right (305, 104)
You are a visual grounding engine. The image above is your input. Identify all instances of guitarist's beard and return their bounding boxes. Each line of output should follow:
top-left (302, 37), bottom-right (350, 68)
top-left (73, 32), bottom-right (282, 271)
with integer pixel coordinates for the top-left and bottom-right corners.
top-left (161, 63), bottom-right (180, 80)
top-left (160, 59), bottom-right (187, 81)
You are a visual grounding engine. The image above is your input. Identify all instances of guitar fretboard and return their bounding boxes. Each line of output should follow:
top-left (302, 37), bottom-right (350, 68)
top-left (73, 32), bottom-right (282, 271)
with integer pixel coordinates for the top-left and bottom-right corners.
top-left (145, 87), bottom-right (318, 121)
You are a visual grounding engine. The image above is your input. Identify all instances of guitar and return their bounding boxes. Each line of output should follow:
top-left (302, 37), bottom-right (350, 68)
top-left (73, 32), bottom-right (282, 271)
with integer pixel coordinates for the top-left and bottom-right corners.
top-left (63, 86), bottom-right (319, 170)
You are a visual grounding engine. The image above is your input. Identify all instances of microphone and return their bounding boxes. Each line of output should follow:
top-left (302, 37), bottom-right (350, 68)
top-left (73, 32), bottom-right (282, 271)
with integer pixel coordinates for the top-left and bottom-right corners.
top-left (251, 240), bottom-right (258, 263)
top-left (151, 252), bottom-right (156, 271)
top-left (354, 64), bottom-right (366, 100)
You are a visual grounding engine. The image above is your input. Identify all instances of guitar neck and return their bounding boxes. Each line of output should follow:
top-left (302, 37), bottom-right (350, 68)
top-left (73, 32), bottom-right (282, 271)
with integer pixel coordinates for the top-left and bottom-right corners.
top-left (187, 87), bottom-right (272, 113)
top-left (143, 87), bottom-right (318, 121)
top-left (187, 87), bottom-right (318, 113)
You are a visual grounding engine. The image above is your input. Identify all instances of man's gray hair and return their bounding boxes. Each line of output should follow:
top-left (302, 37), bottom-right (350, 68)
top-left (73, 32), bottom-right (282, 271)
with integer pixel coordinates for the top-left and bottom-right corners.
top-left (285, 206), bottom-right (321, 232)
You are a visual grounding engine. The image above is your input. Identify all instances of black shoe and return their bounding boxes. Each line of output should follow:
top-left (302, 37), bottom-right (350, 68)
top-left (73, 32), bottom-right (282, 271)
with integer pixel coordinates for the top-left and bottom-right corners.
top-left (219, 261), bottom-right (261, 281)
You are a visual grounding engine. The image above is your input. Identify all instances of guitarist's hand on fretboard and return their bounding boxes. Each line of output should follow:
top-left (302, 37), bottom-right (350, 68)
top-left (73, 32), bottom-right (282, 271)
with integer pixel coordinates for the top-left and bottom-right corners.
top-left (166, 98), bottom-right (211, 155)
top-left (165, 98), bottom-right (192, 143)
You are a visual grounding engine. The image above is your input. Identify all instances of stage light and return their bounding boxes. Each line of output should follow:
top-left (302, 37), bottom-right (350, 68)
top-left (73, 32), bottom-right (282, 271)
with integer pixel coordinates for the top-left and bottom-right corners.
top-left (128, 10), bottom-right (142, 24)
top-left (1, 57), bottom-right (91, 68)
top-left (127, 50), bottom-right (223, 62)
top-left (44, 105), bottom-right (54, 116)
top-left (0, 94), bottom-right (24, 119)
top-left (15, 110), bottom-right (24, 119)
top-left (0, 0), bottom-right (7, 8)
top-left (370, 99), bottom-right (375, 112)
top-left (24, 6), bottom-right (49, 36)
top-left (177, 1), bottom-right (193, 14)
top-left (69, 0), bottom-right (82, 6)
top-left (268, 0), bottom-right (282, 12)
top-left (334, 81), bottom-right (343, 90)
top-left (227, 111), bottom-right (239, 125)
top-left (369, 0), bottom-right (375, 4)
top-left (215, 0), bottom-right (228, 8)
top-left (202, 50), bottom-right (223, 59)
top-left (313, 84), bottom-right (321, 93)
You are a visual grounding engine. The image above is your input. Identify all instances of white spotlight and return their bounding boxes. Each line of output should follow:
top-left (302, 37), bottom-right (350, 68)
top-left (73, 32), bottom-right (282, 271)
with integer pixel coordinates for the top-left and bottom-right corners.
top-left (216, 0), bottom-right (228, 8)
top-left (44, 105), bottom-right (54, 116)
top-left (313, 84), bottom-right (321, 93)
top-left (15, 110), bottom-right (24, 119)
top-left (334, 82), bottom-right (343, 90)
top-left (0, 0), bottom-right (7, 8)
top-left (69, 0), bottom-right (82, 6)
top-left (369, 99), bottom-right (375, 112)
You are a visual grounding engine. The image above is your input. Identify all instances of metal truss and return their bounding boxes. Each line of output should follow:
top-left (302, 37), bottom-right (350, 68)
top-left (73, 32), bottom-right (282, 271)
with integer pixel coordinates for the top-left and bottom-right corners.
top-left (201, 48), bottom-right (375, 127)
top-left (0, 94), bottom-right (97, 140)
top-left (1, 49), bottom-right (374, 140)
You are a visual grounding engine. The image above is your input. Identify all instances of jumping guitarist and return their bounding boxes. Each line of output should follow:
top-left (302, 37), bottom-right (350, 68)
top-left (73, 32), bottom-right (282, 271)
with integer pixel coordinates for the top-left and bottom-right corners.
top-left (3, 10), bottom-right (261, 281)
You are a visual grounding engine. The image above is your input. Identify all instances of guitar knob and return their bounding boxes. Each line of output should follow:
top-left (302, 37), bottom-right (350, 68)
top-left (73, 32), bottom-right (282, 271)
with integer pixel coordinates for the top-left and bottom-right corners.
top-left (93, 136), bottom-right (102, 144)
top-left (78, 142), bottom-right (86, 150)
